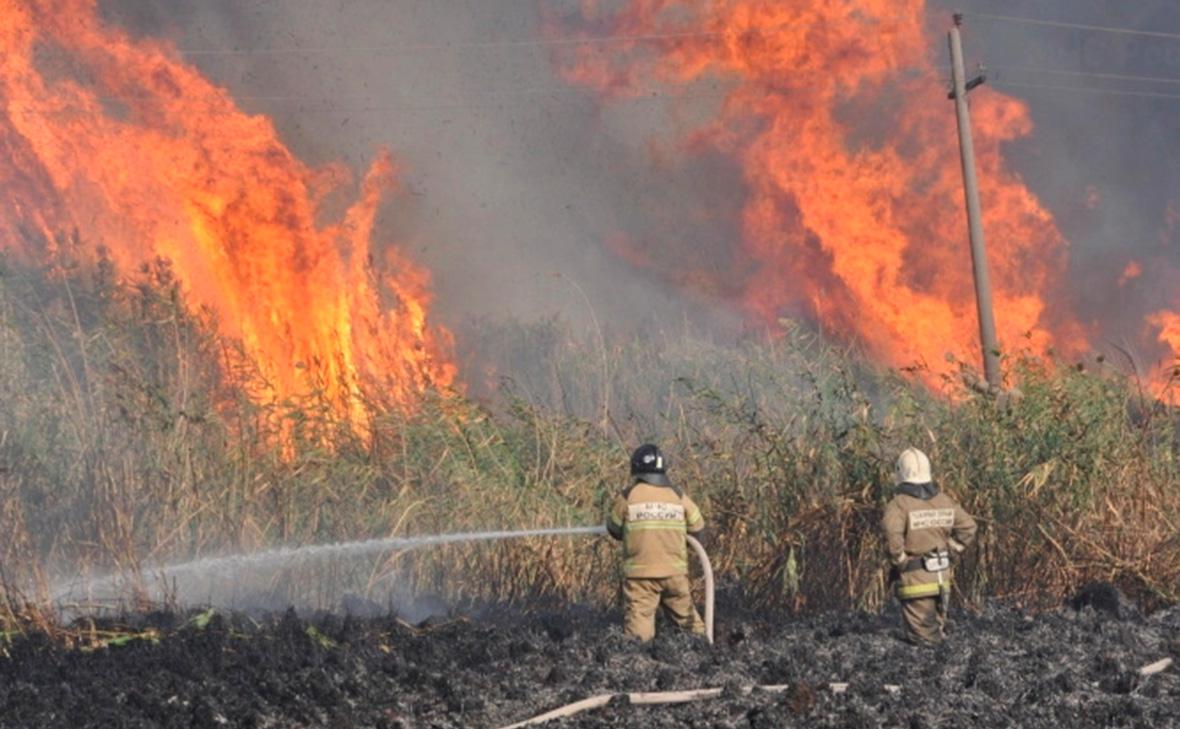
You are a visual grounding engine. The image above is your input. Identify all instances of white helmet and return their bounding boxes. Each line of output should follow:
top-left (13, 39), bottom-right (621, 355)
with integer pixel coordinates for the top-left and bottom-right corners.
top-left (895, 447), bottom-right (932, 485)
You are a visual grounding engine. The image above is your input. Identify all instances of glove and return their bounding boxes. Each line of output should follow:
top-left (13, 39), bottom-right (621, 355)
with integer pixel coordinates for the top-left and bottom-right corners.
top-left (887, 552), bottom-right (907, 582)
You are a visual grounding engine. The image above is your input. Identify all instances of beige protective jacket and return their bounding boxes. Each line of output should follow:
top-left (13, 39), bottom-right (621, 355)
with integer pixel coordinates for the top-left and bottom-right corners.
top-left (607, 480), bottom-right (704, 579)
top-left (881, 482), bottom-right (977, 599)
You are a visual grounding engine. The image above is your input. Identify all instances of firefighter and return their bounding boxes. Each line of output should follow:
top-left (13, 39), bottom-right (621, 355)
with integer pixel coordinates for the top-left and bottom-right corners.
top-left (881, 447), bottom-right (977, 646)
top-left (606, 444), bottom-right (706, 641)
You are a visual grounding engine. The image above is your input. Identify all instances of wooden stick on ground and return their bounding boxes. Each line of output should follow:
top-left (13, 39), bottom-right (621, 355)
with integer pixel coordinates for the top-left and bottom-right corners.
top-left (1139, 658), bottom-right (1173, 677)
top-left (498, 684), bottom-right (795, 728)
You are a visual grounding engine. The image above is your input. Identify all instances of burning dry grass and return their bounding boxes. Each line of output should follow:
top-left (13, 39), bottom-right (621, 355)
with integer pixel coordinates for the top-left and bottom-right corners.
top-left (0, 255), bottom-right (1178, 637)
top-left (544, 0), bottom-right (1087, 384)
top-left (0, 0), bottom-right (456, 429)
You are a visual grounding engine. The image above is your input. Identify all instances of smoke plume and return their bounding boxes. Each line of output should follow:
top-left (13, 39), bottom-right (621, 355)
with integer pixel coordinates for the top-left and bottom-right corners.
top-left (89, 0), bottom-right (1180, 386)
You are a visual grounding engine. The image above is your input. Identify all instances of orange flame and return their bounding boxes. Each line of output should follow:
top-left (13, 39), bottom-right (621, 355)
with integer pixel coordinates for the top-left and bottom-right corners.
top-left (0, 0), bottom-right (454, 427)
top-left (549, 1), bottom-right (1087, 381)
top-left (1147, 203), bottom-right (1180, 399)
top-left (1148, 310), bottom-right (1180, 401)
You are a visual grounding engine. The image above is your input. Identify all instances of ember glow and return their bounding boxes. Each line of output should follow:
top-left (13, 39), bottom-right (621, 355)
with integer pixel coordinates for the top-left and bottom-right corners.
top-left (1118, 261), bottom-right (1143, 288)
top-left (0, 0), bottom-right (454, 425)
top-left (548, 0), bottom-right (1091, 381)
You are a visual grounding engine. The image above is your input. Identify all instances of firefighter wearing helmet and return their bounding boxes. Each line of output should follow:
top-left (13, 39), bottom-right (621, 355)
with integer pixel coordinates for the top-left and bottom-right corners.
top-left (881, 447), bottom-right (977, 645)
top-left (606, 444), bottom-right (706, 641)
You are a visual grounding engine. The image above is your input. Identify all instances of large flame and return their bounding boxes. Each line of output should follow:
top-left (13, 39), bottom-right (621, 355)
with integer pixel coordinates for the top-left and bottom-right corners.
top-left (548, 1), bottom-right (1088, 381)
top-left (0, 0), bottom-right (455, 426)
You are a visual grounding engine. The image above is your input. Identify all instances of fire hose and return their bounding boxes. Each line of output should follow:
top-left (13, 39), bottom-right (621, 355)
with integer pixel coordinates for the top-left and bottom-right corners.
top-left (496, 657), bottom-right (1177, 728)
top-left (495, 531), bottom-right (1177, 728)
top-left (497, 685), bottom-right (791, 729)
top-left (591, 528), bottom-right (713, 644)
top-left (685, 534), bottom-right (714, 645)
top-left (485, 529), bottom-right (718, 728)
top-left (493, 531), bottom-right (820, 727)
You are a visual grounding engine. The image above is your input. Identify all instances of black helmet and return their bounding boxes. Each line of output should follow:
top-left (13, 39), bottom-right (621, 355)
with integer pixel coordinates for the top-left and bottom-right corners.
top-left (630, 444), bottom-right (671, 486)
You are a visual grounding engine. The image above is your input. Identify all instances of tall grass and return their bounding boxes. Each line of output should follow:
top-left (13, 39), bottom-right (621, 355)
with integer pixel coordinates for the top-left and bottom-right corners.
top-left (0, 252), bottom-right (1177, 633)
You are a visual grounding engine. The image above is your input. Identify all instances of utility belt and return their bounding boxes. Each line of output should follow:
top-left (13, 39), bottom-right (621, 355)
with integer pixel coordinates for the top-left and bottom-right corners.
top-left (901, 549), bottom-right (951, 574)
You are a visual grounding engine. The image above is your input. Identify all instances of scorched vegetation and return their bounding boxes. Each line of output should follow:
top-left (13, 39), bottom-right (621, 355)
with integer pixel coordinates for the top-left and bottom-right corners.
top-left (0, 253), bottom-right (1178, 632)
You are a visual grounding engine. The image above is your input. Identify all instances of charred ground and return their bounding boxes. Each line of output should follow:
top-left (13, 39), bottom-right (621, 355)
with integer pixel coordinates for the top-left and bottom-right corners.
top-left (1, 586), bottom-right (1177, 729)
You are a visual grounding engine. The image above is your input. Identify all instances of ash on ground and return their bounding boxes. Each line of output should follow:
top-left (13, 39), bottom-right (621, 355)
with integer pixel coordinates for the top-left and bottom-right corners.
top-left (2, 588), bottom-right (1178, 728)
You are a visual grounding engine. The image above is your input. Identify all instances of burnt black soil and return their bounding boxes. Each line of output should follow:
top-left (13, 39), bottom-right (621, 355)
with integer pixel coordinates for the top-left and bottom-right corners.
top-left (2, 588), bottom-right (1178, 728)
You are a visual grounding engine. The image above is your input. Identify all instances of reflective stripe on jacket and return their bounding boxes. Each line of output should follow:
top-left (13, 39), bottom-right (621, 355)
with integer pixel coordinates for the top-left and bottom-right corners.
top-left (897, 581), bottom-right (951, 599)
top-left (607, 480), bottom-right (704, 579)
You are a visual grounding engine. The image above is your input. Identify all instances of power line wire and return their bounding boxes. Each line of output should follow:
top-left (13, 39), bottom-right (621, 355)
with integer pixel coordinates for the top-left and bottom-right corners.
top-left (5, 90), bottom-right (733, 116)
top-left (174, 15), bottom-right (914, 56)
top-left (991, 79), bottom-right (1180, 101)
top-left (964, 12), bottom-right (1180, 42)
top-left (988, 65), bottom-right (1180, 86)
top-left (10, 61), bottom-right (1180, 115)
top-left (10, 60), bottom-right (1180, 108)
top-left (1, 67), bottom-right (940, 114)
top-left (177, 29), bottom-right (726, 56)
top-left (6, 85), bottom-right (629, 106)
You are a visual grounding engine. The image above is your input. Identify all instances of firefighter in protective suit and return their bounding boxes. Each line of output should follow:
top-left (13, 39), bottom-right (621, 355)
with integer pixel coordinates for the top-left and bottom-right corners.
top-left (881, 448), bottom-right (977, 645)
top-left (607, 444), bottom-right (706, 641)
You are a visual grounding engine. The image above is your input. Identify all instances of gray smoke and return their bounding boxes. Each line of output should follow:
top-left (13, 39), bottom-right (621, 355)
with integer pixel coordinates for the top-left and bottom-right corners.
top-left (96, 0), bottom-right (1180, 369)
top-left (97, 0), bottom-right (745, 343)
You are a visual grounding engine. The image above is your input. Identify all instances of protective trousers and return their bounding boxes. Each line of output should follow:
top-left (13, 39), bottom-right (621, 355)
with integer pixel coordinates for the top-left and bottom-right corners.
top-left (623, 575), bottom-right (705, 641)
top-left (901, 596), bottom-right (945, 645)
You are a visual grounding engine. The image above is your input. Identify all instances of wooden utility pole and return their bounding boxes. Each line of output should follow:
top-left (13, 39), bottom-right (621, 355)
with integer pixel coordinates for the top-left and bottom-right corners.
top-left (948, 14), bottom-right (1001, 389)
